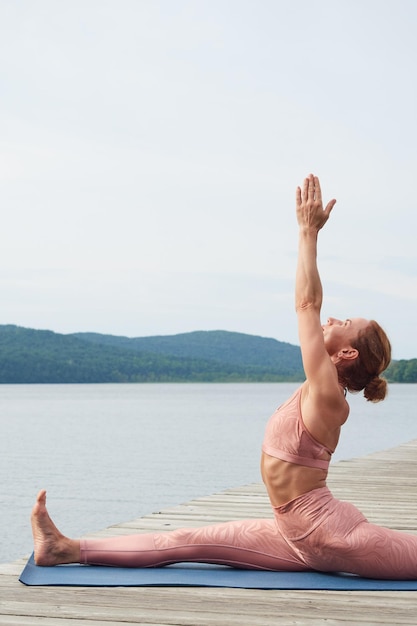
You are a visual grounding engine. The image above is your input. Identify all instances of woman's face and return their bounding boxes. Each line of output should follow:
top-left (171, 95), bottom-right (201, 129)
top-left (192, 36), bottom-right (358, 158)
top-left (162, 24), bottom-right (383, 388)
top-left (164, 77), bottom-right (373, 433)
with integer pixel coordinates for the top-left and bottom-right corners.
top-left (322, 317), bottom-right (369, 355)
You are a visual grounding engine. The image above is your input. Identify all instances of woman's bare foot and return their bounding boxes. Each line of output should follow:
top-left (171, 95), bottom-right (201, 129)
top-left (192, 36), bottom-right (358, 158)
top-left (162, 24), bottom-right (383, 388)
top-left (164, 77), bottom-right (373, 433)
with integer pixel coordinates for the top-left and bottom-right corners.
top-left (31, 490), bottom-right (81, 566)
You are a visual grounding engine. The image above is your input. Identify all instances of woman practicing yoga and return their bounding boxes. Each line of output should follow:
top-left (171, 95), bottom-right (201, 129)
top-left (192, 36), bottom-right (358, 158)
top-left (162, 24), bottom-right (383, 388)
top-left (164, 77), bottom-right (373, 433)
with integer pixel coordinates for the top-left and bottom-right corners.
top-left (31, 174), bottom-right (417, 579)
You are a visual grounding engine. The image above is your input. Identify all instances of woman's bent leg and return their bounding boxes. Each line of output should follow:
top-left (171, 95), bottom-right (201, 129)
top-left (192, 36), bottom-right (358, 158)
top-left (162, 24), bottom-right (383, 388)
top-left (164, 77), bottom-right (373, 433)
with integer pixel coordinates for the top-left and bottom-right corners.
top-left (322, 521), bottom-right (417, 579)
top-left (81, 518), bottom-right (308, 570)
top-left (275, 488), bottom-right (417, 579)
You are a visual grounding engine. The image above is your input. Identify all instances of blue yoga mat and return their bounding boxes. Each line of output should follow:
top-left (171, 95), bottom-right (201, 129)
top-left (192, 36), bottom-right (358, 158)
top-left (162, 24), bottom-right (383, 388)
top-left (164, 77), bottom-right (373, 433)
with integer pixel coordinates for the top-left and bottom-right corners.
top-left (19, 554), bottom-right (417, 590)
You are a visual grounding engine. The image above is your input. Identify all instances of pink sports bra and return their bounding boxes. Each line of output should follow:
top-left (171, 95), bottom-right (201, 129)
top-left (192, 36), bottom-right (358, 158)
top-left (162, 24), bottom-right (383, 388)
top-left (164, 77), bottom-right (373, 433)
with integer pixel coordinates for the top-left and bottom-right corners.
top-left (262, 387), bottom-right (333, 470)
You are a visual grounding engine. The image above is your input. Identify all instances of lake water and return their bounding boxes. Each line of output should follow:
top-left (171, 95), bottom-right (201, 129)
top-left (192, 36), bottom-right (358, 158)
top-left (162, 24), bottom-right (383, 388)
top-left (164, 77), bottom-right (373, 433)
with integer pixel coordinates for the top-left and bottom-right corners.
top-left (1, 382), bottom-right (417, 564)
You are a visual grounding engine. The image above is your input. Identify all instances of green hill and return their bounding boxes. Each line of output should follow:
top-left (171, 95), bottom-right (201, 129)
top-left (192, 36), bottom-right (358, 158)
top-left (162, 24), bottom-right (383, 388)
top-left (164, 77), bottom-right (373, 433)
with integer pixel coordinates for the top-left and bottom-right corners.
top-left (72, 330), bottom-right (302, 373)
top-left (0, 325), bottom-right (304, 383)
top-left (0, 324), bottom-right (413, 383)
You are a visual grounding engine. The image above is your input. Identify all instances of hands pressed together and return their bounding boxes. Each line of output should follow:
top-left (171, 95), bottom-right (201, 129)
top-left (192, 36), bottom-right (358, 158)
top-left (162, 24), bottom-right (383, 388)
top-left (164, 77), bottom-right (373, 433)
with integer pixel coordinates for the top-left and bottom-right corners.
top-left (296, 174), bottom-right (337, 232)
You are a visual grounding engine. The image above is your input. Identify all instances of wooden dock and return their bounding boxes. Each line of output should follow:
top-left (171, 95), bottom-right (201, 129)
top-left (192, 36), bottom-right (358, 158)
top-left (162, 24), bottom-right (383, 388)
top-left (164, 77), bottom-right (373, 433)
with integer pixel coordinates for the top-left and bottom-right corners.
top-left (1, 440), bottom-right (417, 625)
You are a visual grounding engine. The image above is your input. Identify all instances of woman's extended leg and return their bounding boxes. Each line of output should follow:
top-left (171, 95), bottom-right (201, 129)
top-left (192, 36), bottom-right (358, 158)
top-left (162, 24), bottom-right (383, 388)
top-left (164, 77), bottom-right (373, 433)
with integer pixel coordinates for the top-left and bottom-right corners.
top-left (80, 518), bottom-right (308, 570)
top-left (32, 490), bottom-right (307, 570)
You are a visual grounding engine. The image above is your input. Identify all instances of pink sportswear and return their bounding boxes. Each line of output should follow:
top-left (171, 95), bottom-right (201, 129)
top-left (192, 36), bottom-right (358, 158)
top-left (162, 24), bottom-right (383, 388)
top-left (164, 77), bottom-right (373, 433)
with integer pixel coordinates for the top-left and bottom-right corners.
top-left (80, 386), bottom-right (417, 579)
top-left (262, 386), bottom-right (333, 470)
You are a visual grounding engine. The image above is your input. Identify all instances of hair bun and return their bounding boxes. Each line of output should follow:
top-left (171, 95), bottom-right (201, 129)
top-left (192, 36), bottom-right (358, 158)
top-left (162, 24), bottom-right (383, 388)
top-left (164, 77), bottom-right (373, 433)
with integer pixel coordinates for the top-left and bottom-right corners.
top-left (364, 376), bottom-right (387, 403)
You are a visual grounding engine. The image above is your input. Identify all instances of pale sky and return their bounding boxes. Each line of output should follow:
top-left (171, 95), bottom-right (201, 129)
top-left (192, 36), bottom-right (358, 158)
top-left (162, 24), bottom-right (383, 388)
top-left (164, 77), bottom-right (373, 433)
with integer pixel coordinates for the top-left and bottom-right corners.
top-left (1, 0), bottom-right (417, 358)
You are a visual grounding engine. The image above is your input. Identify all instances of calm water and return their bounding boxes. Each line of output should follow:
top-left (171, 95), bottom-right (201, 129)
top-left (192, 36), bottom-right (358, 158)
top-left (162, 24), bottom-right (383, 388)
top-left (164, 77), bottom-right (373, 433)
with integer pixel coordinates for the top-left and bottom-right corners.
top-left (1, 383), bottom-right (417, 564)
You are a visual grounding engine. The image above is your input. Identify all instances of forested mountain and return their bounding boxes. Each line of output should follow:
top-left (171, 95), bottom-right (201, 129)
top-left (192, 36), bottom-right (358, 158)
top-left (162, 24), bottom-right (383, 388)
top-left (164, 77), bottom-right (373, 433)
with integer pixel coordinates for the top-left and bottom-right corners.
top-left (0, 325), bottom-right (304, 383)
top-left (72, 330), bottom-right (301, 372)
top-left (0, 324), bottom-right (414, 383)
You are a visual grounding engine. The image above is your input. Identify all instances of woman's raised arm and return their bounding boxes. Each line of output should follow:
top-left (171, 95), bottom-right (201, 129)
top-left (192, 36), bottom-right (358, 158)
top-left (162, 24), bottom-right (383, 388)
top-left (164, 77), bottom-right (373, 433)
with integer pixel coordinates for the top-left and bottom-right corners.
top-left (295, 175), bottom-right (337, 394)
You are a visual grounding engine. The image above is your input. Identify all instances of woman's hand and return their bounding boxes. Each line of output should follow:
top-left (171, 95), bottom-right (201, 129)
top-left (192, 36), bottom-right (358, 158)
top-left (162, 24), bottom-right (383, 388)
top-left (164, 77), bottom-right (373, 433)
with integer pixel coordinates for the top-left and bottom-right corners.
top-left (296, 174), bottom-right (336, 232)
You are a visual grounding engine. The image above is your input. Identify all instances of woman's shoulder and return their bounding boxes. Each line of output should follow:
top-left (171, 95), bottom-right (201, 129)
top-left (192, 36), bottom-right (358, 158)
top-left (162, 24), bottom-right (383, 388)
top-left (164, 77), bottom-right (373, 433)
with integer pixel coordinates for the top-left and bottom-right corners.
top-left (301, 380), bottom-right (349, 431)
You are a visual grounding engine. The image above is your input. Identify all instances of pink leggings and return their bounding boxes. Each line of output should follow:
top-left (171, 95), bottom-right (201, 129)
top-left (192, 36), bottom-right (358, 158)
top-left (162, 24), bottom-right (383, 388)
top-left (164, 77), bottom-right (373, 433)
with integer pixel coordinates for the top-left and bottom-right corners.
top-left (80, 487), bottom-right (417, 579)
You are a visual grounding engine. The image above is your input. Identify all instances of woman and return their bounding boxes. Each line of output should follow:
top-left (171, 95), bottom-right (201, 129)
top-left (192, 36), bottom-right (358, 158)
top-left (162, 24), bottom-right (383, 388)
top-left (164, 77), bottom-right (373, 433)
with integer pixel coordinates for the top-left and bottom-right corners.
top-left (31, 174), bottom-right (417, 579)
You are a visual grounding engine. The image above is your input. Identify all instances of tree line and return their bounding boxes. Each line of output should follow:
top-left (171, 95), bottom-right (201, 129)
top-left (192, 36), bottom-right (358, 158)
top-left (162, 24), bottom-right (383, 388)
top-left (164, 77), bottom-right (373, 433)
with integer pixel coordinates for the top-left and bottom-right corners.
top-left (0, 324), bottom-right (415, 384)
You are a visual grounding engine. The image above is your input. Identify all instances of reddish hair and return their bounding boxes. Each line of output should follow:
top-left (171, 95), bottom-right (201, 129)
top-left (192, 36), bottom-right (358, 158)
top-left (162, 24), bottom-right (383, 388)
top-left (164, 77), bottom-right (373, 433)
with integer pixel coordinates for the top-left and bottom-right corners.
top-left (338, 320), bottom-right (391, 402)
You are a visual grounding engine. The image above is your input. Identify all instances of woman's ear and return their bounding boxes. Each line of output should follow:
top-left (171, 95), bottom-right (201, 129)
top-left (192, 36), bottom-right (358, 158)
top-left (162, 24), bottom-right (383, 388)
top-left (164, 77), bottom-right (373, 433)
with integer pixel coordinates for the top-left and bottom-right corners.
top-left (338, 347), bottom-right (359, 361)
